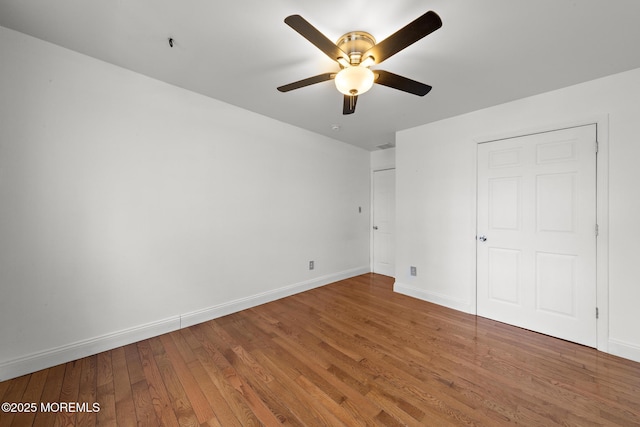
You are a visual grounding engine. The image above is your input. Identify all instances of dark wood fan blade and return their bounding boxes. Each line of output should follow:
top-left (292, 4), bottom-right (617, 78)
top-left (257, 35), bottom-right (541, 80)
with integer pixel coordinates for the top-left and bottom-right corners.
top-left (284, 15), bottom-right (349, 63)
top-left (374, 70), bottom-right (432, 96)
top-left (277, 73), bottom-right (335, 92)
top-left (343, 95), bottom-right (358, 115)
top-left (363, 11), bottom-right (442, 64)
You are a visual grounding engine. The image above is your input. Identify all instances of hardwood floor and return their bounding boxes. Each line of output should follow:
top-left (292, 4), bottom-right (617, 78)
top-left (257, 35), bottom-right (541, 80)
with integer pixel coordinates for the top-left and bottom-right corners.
top-left (1, 273), bottom-right (639, 426)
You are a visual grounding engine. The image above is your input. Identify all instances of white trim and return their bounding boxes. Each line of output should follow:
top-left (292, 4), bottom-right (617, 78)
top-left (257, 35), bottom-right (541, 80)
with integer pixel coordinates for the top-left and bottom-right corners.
top-left (0, 316), bottom-right (181, 382)
top-left (180, 266), bottom-right (370, 328)
top-left (594, 116), bottom-right (610, 354)
top-left (473, 114), bottom-right (610, 353)
top-left (608, 338), bottom-right (640, 363)
top-left (370, 168), bottom-right (396, 277)
top-left (0, 266), bottom-right (370, 381)
top-left (473, 115), bottom-right (607, 146)
top-left (394, 281), bottom-right (474, 314)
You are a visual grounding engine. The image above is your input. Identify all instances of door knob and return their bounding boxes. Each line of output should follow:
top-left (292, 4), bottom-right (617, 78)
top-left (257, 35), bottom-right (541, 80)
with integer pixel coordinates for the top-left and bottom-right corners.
top-left (373, 226), bottom-right (379, 230)
top-left (478, 235), bottom-right (487, 242)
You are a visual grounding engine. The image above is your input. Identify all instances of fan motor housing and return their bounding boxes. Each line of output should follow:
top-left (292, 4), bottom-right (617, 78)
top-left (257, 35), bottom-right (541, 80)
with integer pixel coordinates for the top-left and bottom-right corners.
top-left (336, 31), bottom-right (376, 65)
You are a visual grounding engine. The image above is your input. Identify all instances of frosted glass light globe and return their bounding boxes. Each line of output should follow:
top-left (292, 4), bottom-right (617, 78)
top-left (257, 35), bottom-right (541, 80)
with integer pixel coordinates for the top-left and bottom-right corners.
top-left (334, 66), bottom-right (374, 96)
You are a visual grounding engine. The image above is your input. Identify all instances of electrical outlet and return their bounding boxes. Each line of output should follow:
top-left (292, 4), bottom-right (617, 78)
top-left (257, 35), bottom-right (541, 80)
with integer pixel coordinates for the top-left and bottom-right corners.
top-left (410, 266), bottom-right (417, 276)
top-left (309, 260), bottom-right (314, 270)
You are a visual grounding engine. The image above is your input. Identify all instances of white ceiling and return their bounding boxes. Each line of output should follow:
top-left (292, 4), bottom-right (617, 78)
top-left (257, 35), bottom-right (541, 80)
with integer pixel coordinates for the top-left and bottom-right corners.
top-left (1, 0), bottom-right (639, 151)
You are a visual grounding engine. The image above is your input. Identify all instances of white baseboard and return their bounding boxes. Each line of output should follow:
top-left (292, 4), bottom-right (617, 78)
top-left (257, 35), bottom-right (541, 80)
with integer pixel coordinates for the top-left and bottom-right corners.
top-left (0, 316), bottom-right (181, 382)
top-left (0, 266), bottom-right (369, 381)
top-left (608, 338), bottom-right (640, 363)
top-left (181, 266), bottom-right (370, 328)
top-left (393, 281), bottom-right (474, 314)
top-left (394, 284), bottom-right (640, 364)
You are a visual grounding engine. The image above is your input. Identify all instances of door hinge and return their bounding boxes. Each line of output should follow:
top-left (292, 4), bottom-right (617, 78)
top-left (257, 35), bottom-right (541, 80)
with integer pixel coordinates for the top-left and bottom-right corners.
top-left (596, 307), bottom-right (599, 319)
top-left (595, 140), bottom-right (599, 154)
top-left (595, 224), bottom-right (599, 237)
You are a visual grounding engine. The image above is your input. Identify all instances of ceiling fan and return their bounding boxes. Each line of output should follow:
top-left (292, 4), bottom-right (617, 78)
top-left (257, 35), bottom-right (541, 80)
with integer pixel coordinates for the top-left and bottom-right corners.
top-left (277, 11), bottom-right (442, 115)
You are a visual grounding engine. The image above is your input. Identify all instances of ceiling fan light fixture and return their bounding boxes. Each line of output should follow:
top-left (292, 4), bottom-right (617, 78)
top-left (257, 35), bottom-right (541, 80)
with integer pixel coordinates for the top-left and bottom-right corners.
top-left (334, 66), bottom-right (374, 96)
top-left (280, 12), bottom-right (442, 113)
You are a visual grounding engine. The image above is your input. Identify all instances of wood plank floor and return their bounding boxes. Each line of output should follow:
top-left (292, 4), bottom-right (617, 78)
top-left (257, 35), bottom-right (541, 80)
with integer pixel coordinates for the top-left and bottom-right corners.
top-left (1, 273), bottom-right (640, 426)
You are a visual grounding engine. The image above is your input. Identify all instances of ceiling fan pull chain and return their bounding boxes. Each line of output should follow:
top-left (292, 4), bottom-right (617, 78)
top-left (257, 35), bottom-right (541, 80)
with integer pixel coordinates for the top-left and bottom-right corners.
top-left (350, 94), bottom-right (356, 110)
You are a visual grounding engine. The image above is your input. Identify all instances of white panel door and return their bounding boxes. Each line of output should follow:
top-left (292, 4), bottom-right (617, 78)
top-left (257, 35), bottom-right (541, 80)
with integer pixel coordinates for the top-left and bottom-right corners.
top-left (477, 125), bottom-right (597, 346)
top-left (373, 169), bottom-right (395, 277)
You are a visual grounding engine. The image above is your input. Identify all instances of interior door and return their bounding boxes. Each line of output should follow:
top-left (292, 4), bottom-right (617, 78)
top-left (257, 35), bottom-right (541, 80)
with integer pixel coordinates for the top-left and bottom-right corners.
top-left (373, 168), bottom-right (395, 277)
top-left (476, 125), bottom-right (597, 347)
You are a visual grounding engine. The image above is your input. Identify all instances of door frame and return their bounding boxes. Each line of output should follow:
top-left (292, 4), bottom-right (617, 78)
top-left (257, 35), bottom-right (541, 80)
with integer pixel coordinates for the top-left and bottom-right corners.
top-left (371, 167), bottom-right (396, 276)
top-left (474, 115), bottom-right (609, 353)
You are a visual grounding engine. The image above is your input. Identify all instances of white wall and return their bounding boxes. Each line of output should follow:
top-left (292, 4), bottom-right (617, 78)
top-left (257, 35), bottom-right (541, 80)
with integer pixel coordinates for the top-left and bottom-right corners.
top-left (395, 66), bottom-right (640, 362)
top-left (0, 26), bottom-right (371, 380)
